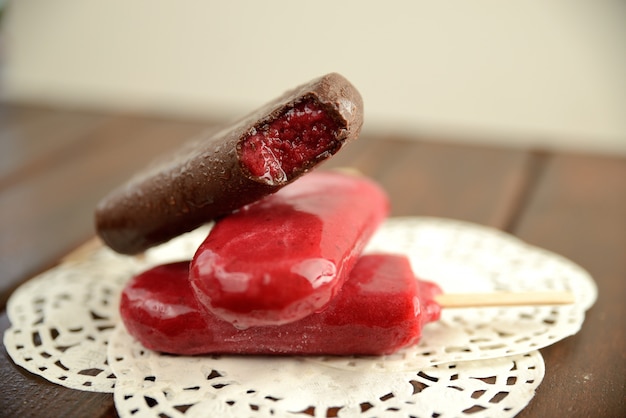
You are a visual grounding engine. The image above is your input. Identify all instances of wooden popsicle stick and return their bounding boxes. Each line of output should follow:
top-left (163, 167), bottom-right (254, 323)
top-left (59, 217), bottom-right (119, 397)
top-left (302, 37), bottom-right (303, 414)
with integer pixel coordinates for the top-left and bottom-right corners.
top-left (61, 237), bottom-right (103, 263)
top-left (434, 291), bottom-right (575, 308)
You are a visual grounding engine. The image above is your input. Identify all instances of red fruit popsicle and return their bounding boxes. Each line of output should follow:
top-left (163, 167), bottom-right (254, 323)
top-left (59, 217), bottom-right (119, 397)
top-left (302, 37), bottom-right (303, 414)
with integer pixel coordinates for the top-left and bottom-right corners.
top-left (189, 171), bottom-right (389, 328)
top-left (120, 254), bottom-right (443, 356)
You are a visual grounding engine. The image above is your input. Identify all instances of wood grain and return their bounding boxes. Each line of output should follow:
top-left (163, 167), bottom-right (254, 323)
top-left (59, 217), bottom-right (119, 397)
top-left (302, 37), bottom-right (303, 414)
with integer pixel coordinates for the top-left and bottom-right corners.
top-left (0, 105), bottom-right (109, 187)
top-left (0, 111), bottom-right (209, 306)
top-left (514, 153), bottom-right (626, 418)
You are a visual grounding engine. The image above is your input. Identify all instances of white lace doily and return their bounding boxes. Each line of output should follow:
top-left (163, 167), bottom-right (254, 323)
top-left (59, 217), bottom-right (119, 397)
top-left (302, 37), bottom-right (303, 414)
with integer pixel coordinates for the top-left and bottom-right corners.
top-left (3, 228), bottom-right (209, 393)
top-left (3, 249), bottom-right (133, 392)
top-left (109, 324), bottom-right (545, 418)
top-left (3, 217), bottom-right (597, 417)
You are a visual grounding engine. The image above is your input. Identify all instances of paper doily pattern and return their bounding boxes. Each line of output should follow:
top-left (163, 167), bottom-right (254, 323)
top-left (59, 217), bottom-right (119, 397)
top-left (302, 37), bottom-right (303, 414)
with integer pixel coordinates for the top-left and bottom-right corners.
top-left (109, 324), bottom-right (545, 418)
top-left (3, 217), bottom-right (597, 417)
top-left (3, 227), bottom-right (210, 393)
top-left (3, 251), bottom-right (133, 392)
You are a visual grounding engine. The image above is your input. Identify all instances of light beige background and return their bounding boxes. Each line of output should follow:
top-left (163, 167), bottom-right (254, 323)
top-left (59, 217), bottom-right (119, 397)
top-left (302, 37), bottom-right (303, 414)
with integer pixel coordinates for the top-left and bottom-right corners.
top-left (1, 0), bottom-right (625, 154)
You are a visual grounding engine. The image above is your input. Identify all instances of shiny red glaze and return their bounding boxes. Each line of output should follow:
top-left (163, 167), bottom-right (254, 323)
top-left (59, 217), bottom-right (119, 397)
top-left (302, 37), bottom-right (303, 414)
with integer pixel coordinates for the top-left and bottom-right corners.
top-left (119, 261), bottom-right (210, 354)
top-left (189, 171), bottom-right (389, 328)
top-left (120, 254), bottom-right (443, 355)
top-left (239, 99), bottom-right (342, 184)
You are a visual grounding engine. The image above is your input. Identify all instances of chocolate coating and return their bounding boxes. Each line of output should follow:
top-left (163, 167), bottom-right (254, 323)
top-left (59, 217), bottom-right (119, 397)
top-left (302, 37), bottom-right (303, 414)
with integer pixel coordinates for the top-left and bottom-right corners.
top-left (95, 73), bottom-right (363, 254)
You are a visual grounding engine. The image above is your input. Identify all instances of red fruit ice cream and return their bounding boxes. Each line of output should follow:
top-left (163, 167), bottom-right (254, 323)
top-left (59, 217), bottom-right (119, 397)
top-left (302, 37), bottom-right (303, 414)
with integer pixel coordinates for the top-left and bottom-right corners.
top-left (189, 171), bottom-right (389, 328)
top-left (120, 254), bottom-right (443, 355)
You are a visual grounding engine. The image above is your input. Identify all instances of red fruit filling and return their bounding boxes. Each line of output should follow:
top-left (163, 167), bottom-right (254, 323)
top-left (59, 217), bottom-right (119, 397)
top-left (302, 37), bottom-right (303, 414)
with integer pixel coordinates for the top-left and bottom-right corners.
top-left (239, 98), bottom-right (342, 185)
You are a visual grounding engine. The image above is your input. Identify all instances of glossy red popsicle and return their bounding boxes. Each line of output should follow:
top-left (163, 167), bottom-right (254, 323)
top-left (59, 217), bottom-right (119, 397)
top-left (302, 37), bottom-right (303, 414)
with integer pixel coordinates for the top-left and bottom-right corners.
top-left (189, 171), bottom-right (389, 328)
top-left (120, 254), bottom-right (443, 355)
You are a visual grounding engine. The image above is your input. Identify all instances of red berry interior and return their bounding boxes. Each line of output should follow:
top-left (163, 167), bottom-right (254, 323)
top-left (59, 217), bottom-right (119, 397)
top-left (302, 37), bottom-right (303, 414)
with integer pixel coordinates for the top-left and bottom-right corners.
top-left (239, 98), bottom-right (342, 184)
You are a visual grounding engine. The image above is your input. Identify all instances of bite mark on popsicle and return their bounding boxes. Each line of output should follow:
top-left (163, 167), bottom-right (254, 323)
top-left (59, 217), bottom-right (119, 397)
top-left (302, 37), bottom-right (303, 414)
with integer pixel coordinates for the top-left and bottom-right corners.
top-left (239, 98), bottom-right (343, 185)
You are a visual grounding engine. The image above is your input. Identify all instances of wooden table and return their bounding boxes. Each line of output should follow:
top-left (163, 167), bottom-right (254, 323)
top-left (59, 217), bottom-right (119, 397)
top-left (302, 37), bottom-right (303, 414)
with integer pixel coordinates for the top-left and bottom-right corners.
top-left (1, 103), bottom-right (624, 417)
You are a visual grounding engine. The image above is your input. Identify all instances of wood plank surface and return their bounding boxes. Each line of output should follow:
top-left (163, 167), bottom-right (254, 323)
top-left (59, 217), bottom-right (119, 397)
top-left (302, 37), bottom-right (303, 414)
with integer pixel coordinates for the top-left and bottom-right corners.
top-left (0, 103), bottom-right (624, 417)
top-left (0, 112), bottom-right (209, 306)
top-left (513, 153), bottom-right (626, 418)
top-left (0, 105), bottom-right (109, 186)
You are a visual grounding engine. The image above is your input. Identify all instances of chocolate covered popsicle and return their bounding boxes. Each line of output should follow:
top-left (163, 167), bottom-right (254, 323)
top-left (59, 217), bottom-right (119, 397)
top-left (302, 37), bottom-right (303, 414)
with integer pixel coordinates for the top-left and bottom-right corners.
top-left (96, 73), bottom-right (363, 255)
top-left (120, 254), bottom-right (443, 356)
top-left (190, 171), bottom-right (389, 328)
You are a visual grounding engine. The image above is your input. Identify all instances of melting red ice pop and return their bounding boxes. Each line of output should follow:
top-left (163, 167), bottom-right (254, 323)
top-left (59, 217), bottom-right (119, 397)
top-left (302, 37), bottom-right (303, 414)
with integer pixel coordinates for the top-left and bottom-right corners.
top-left (120, 253), bottom-right (575, 356)
top-left (189, 171), bottom-right (389, 328)
top-left (120, 253), bottom-right (442, 356)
